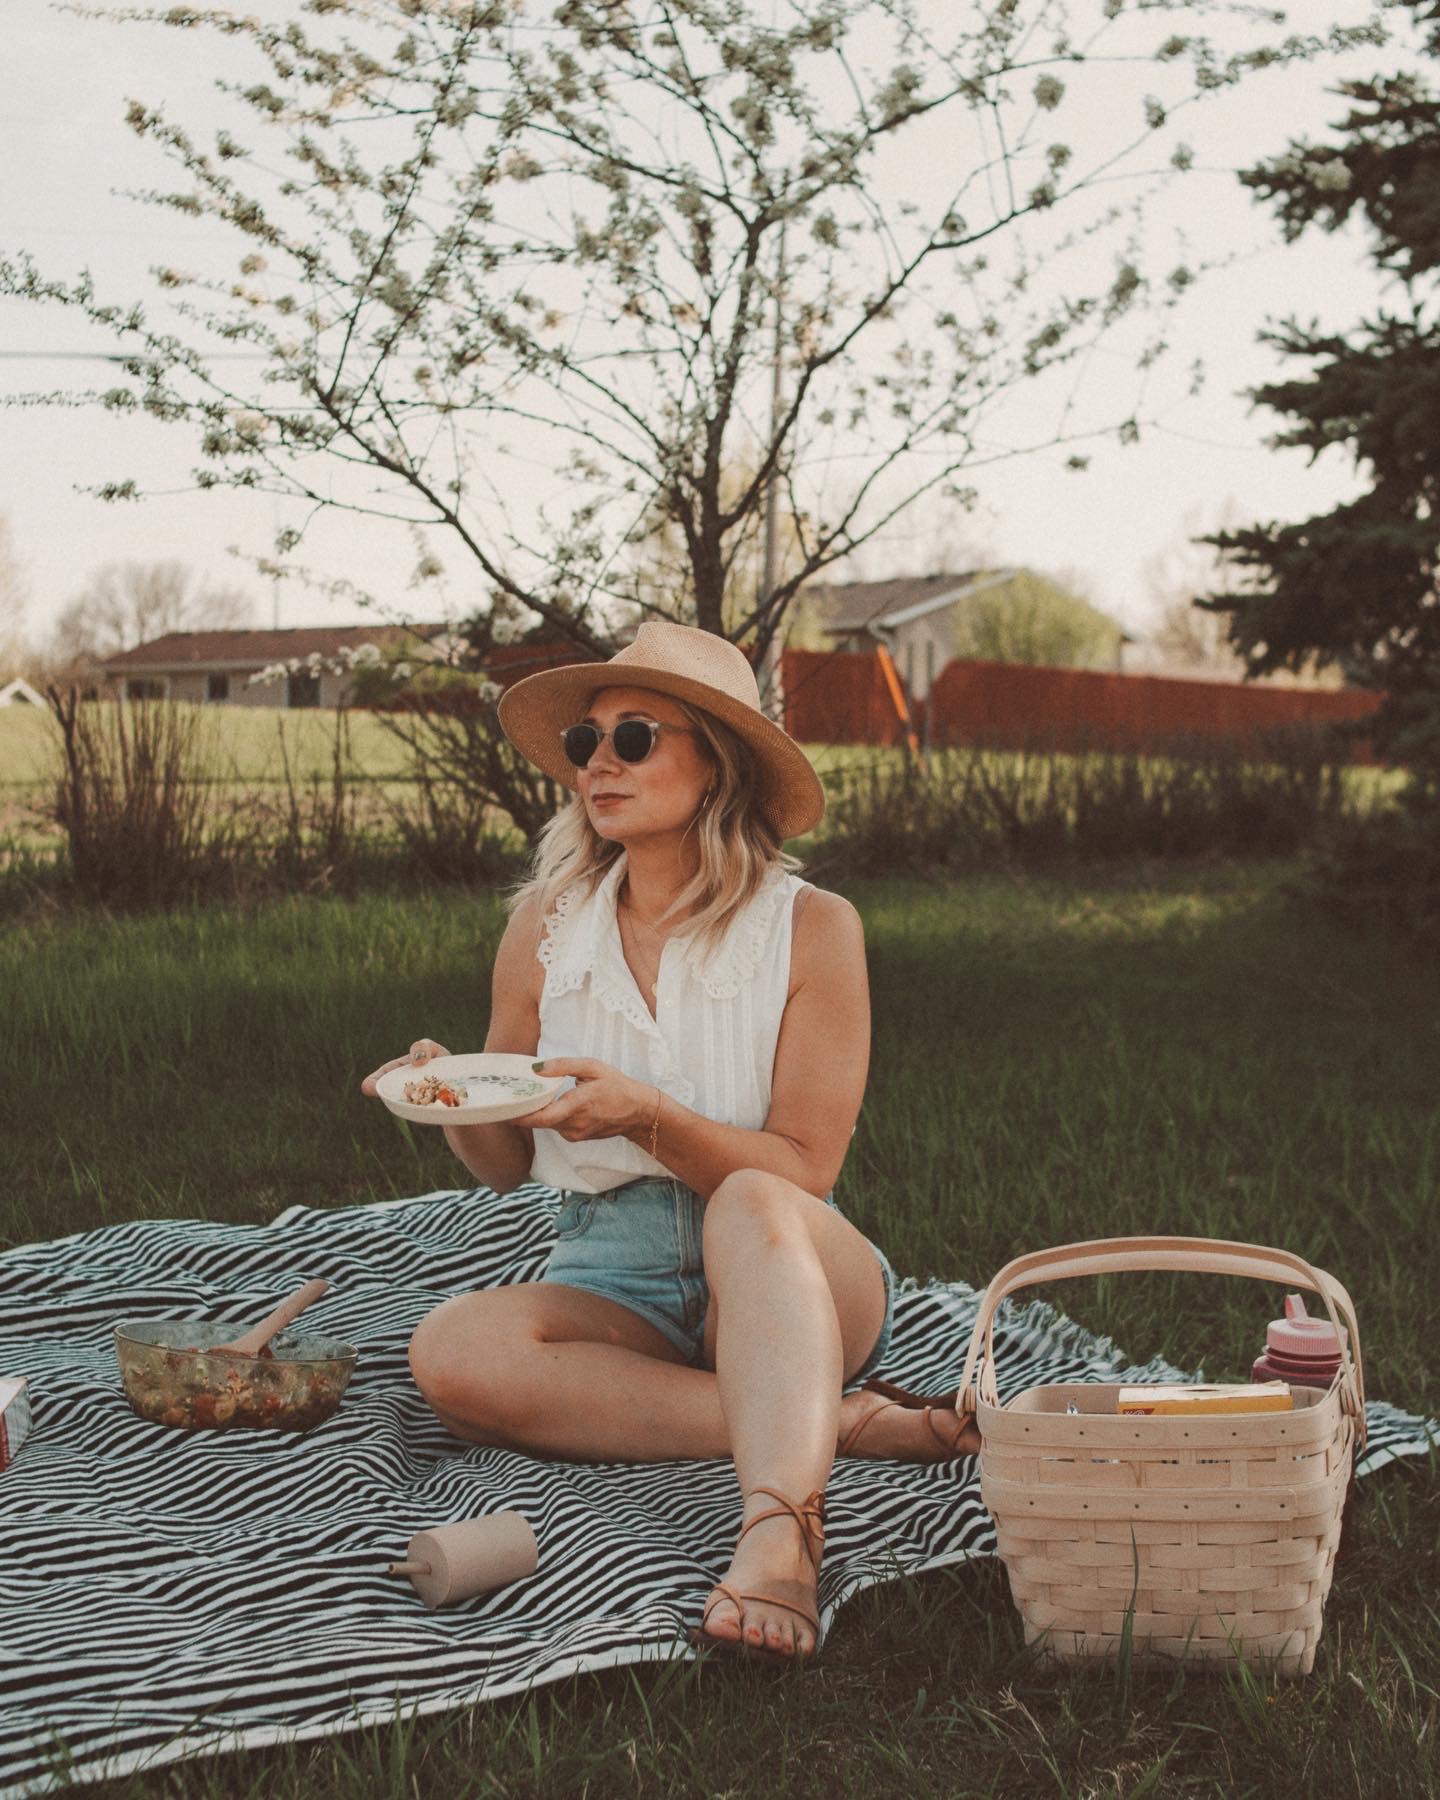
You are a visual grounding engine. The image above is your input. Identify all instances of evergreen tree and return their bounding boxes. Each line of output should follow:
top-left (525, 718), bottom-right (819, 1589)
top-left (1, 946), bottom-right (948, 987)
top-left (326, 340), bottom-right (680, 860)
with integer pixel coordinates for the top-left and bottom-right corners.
top-left (1204, 0), bottom-right (1440, 782)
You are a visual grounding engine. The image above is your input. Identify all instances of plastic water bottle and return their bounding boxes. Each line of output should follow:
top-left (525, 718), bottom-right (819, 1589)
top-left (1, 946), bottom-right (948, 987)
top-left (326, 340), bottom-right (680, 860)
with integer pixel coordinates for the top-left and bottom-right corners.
top-left (1253, 1294), bottom-right (1358, 1563)
top-left (1251, 1293), bottom-right (1346, 1391)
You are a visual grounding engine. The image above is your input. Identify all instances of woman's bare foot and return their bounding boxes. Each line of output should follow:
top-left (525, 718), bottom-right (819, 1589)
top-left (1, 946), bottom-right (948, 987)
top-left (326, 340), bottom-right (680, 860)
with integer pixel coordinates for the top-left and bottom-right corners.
top-left (835, 1389), bottom-right (979, 1461)
top-left (697, 1501), bottom-right (821, 1662)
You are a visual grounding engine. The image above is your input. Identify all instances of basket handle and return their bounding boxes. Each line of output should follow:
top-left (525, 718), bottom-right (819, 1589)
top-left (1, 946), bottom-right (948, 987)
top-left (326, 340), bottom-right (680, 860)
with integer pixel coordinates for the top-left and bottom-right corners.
top-left (956, 1235), bottom-right (1365, 1446)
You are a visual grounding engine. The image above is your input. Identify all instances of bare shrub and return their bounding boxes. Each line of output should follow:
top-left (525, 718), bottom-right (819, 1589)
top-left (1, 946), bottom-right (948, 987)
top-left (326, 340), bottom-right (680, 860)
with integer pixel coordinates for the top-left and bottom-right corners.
top-left (815, 726), bottom-right (1365, 879)
top-left (374, 684), bottom-right (563, 849)
top-left (388, 770), bottom-right (522, 886)
top-left (261, 707), bottom-right (362, 889)
top-left (44, 688), bottom-right (255, 906)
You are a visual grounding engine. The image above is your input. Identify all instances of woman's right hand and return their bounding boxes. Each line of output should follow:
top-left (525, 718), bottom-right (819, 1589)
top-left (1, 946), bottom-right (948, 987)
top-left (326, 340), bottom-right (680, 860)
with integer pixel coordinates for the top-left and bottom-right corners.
top-left (360, 1037), bottom-right (452, 1098)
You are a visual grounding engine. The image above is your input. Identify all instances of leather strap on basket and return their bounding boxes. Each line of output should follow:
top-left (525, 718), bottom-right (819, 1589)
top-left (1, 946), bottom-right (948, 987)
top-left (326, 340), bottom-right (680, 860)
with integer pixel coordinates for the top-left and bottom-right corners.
top-left (955, 1235), bottom-right (1365, 1449)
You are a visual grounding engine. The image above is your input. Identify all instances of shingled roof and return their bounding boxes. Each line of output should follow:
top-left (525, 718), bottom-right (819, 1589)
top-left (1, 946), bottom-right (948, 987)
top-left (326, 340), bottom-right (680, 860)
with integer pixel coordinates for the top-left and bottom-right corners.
top-left (799, 571), bottom-right (997, 634)
top-left (102, 624), bottom-right (446, 672)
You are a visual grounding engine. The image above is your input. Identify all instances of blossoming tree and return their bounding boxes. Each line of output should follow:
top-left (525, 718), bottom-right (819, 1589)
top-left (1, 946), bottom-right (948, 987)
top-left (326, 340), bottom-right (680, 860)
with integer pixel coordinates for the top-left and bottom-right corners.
top-left (0, 0), bottom-right (1380, 674)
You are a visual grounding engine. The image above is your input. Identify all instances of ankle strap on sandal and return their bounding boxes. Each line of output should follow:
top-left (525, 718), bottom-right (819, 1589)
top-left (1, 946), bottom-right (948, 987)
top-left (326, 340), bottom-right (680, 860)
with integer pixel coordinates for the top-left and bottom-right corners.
top-left (738, 1485), bottom-right (826, 1573)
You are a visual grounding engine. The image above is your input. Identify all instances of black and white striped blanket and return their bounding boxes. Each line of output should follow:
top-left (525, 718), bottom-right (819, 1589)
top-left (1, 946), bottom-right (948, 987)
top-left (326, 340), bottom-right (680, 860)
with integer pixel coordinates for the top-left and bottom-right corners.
top-left (1, 1186), bottom-right (1434, 1798)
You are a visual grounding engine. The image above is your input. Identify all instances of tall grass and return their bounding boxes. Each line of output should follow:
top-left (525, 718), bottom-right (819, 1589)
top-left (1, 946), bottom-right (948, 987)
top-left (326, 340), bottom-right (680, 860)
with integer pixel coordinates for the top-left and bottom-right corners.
top-left (22, 697), bottom-right (528, 910)
top-left (2, 863), bottom-right (1435, 1798)
top-left (45, 688), bottom-right (257, 907)
top-left (4, 698), bottom-right (1396, 920)
top-left (814, 726), bottom-right (1366, 878)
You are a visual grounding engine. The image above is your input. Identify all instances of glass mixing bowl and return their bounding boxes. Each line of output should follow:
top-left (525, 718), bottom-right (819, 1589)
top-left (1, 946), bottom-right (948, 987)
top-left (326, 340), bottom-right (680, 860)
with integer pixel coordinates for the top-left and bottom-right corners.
top-left (114, 1320), bottom-right (358, 1432)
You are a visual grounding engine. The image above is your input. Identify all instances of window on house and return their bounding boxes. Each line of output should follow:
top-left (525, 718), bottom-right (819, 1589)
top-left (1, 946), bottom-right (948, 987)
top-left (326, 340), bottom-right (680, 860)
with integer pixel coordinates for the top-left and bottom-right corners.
top-left (207, 673), bottom-right (230, 703)
top-left (125, 678), bottom-right (165, 701)
top-left (286, 671), bottom-right (320, 709)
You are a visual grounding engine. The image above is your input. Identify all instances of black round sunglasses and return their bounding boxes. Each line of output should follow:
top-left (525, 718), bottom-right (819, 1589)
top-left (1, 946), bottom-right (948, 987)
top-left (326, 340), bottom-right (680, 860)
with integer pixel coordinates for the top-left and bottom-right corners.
top-left (561, 719), bottom-right (696, 768)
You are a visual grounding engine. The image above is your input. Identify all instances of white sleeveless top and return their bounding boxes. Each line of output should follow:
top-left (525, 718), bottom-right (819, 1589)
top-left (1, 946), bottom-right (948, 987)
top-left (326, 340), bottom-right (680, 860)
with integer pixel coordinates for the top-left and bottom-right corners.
top-left (529, 854), bottom-right (809, 1194)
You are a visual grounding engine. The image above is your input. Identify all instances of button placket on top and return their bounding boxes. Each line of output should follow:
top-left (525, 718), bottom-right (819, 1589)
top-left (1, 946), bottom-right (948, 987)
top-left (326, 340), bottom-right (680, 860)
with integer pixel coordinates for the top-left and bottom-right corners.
top-left (619, 923), bottom-right (684, 1101)
top-left (645, 938), bottom-right (673, 1073)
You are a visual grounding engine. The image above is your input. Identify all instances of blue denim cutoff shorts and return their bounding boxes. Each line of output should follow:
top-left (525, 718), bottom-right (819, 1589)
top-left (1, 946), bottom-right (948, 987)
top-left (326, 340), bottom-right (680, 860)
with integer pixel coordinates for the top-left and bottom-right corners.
top-left (542, 1175), bottom-right (896, 1382)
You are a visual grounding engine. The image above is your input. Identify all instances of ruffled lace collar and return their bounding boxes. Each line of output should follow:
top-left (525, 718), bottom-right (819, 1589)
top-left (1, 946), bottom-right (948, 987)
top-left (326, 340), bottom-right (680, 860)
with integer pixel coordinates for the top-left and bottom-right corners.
top-left (677, 869), bottom-right (790, 1000)
top-left (537, 857), bottom-right (653, 1036)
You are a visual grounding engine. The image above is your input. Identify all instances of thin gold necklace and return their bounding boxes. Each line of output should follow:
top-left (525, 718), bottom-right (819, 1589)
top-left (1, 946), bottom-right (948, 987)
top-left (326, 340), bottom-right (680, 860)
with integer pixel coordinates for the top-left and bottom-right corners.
top-left (622, 904), bottom-right (668, 941)
top-left (618, 904), bottom-right (664, 996)
top-left (619, 883), bottom-right (679, 939)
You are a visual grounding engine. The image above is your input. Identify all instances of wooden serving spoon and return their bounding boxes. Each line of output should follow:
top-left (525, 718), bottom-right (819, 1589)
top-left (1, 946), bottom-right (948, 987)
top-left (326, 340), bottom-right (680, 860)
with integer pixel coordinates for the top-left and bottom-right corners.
top-left (214, 1279), bottom-right (330, 1358)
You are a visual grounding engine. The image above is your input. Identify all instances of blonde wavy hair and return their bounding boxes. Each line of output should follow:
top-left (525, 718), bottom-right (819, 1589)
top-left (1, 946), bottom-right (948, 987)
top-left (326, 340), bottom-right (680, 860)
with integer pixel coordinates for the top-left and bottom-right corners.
top-left (508, 697), bottom-right (800, 954)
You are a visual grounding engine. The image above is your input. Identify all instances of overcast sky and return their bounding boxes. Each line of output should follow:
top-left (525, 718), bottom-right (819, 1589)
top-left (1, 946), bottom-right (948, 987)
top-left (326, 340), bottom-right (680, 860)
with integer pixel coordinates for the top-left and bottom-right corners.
top-left (0, 0), bottom-right (1407, 647)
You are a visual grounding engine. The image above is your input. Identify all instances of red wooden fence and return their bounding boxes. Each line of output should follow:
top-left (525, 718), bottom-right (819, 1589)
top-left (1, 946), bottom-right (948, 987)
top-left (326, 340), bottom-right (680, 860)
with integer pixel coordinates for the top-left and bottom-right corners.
top-left (780, 648), bottom-right (1384, 763)
top-left (408, 639), bottom-right (1385, 764)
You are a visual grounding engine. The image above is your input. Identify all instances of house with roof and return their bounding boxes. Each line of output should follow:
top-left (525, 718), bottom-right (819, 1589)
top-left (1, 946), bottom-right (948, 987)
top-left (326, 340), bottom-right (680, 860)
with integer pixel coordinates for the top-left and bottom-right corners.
top-left (0, 676), bottom-right (44, 708)
top-left (99, 624), bottom-right (449, 708)
top-left (787, 568), bottom-right (1134, 699)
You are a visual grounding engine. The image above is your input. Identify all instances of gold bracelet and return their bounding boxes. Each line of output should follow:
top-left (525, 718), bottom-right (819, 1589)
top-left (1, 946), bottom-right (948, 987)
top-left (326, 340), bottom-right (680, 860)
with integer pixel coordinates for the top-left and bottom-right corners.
top-left (648, 1086), bottom-right (662, 1162)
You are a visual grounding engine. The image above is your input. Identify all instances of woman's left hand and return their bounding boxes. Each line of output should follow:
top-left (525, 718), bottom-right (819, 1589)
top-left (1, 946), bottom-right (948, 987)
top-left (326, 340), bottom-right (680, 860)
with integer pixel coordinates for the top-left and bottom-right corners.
top-left (523, 1058), bottom-right (656, 1143)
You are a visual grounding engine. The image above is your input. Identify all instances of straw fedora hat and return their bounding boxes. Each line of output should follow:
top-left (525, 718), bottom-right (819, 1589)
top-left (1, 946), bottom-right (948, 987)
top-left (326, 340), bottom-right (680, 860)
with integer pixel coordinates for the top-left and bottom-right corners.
top-left (497, 621), bottom-right (826, 840)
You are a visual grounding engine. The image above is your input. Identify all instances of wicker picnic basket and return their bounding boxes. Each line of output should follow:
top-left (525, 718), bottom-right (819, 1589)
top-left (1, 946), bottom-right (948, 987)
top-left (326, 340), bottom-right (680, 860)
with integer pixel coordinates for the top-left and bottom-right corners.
top-left (958, 1236), bottom-right (1366, 1677)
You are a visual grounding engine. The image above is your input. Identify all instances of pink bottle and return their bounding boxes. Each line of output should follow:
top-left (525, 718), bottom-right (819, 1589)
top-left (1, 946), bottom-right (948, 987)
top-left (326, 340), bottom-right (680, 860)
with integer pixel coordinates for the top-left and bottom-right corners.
top-left (1252, 1293), bottom-right (1347, 1391)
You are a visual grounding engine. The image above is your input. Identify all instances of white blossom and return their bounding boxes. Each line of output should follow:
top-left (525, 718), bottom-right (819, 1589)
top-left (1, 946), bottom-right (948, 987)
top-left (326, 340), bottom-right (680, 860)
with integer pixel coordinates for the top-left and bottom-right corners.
top-left (1306, 159), bottom-right (1352, 192)
top-left (490, 614), bottom-right (519, 645)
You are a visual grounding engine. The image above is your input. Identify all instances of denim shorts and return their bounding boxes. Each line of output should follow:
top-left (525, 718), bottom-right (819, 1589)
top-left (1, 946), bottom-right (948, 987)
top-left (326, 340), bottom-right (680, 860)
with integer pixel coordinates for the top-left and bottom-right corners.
top-left (543, 1176), bottom-right (896, 1384)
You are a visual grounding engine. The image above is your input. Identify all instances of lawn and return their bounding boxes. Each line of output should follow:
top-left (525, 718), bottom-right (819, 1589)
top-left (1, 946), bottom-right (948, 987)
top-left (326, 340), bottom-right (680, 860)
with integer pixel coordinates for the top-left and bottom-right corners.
top-left (0, 699), bottom-right (416, 791)
top-left (2, 858), bottom-right (1435, 1796)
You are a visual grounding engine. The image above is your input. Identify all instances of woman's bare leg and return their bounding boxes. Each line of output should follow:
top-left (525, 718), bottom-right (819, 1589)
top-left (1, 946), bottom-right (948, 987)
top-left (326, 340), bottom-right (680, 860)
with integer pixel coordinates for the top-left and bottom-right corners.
top-left (409, 1277), bottom-right (973, 1467)
top-left (693, 1169), bottom-right (904, 1659)
top-left (408, 1180), bottom-right (978, 1467)
top-left (408, 1282), bottom-right (733, 1461)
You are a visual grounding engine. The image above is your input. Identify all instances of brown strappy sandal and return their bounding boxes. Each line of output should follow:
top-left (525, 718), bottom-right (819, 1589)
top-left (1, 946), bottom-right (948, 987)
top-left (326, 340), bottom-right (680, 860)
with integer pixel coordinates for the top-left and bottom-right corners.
top-left (838, 1376), bottom-right (978, 1459)
top-left (688, 1485), bottom-right (826, 1668)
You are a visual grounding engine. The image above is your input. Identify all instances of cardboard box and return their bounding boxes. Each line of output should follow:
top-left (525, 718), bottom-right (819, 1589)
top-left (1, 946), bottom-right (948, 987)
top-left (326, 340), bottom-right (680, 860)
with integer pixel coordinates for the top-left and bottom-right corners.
top-left (1116, 1381), bottom-right (1292, 1416)
top-left (0, 1377), bottom-right (30, 1471)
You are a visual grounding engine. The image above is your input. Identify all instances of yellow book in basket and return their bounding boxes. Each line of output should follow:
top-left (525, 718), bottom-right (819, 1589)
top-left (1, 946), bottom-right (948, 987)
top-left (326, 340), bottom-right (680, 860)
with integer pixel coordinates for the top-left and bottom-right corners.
top-left (1116, 1383), bottom-right (1293, 1416)
top-left (957, 1236), bottom-right (1364, 1679)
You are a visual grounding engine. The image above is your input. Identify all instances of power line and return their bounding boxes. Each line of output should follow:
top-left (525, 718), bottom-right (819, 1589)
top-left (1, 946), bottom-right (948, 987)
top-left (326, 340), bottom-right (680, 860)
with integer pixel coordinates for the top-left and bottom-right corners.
top-left (0, 350), bottom-right (269, 363)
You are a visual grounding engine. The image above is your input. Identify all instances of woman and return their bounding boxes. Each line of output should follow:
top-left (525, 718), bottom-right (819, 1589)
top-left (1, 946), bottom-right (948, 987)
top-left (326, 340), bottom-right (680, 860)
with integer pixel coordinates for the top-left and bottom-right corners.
top-left (362, 622), bottom-right (977, 1665)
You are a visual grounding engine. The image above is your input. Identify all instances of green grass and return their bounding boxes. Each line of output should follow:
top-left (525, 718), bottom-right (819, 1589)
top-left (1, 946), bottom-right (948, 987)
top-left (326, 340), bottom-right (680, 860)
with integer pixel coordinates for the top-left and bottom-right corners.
top-left (3, 863), bottom-right (1437, 1797)
top-left (0, 701), bottom-right (415, 790)
top-left (0, 703), bottom-right (419, 857)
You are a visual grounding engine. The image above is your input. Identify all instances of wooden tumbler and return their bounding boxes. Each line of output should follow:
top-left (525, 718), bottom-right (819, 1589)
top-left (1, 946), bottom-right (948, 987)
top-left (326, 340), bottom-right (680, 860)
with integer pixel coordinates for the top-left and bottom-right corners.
top-left (387, 1511), bottom-right (538, 1609)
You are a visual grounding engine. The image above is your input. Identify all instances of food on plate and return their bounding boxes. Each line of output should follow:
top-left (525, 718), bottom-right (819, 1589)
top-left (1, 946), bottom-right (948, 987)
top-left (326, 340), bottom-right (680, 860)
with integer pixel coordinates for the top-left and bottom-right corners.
top-left (401, 1070), bottom-right (547, 1108)
top-left (403, 1074), bottom-right (467, 1107)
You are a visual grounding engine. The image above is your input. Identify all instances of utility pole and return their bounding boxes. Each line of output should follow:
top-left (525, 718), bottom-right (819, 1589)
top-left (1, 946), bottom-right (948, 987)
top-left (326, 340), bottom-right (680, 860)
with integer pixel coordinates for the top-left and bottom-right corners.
top-left (270, 493), bottom-right (282, 631)
top-left (757, 223), bottom-right (786, 723)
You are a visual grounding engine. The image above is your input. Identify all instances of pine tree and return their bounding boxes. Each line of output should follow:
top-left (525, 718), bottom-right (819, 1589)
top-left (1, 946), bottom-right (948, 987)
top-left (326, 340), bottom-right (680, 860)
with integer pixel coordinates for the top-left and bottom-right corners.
top-left (1204, 1), bottom-right (1440, 779)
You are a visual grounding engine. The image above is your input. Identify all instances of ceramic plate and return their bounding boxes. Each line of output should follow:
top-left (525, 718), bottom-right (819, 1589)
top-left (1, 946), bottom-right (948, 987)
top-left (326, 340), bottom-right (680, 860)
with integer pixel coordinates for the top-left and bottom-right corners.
top-left (375, 1053), bottom-right (565, 1127)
